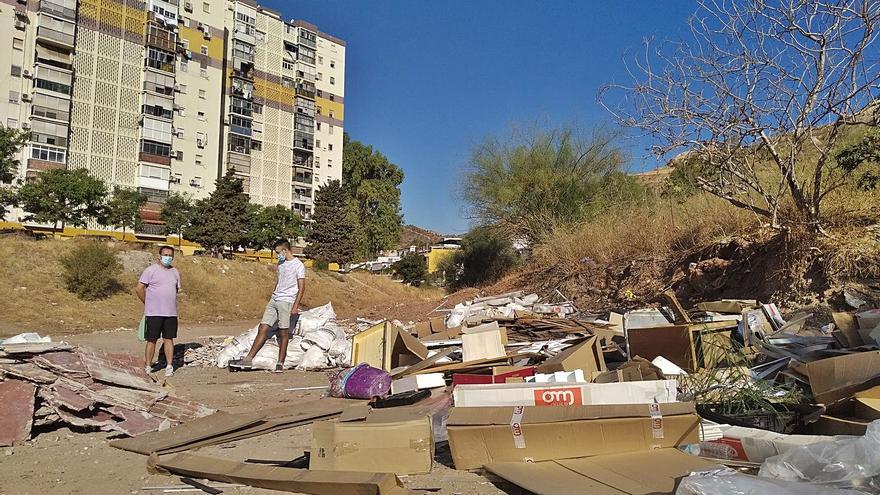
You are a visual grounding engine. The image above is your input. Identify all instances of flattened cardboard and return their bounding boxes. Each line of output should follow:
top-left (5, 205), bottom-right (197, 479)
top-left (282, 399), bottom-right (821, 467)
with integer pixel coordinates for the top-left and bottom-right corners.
top-left (695, 299), bottom-right (758, 314)
top-left (486, 449), bottom-right (719, 495)
top-left (151, 453), bottom-right (412, 495)
top-left (413, 317), bottom-right (447, 339)
top-left (447, 403), bottom-right (700, 470)
top-left (854, 385), bottom-right (880, 421)
top-left (536, 337), bottom-right (606, 375)
top-left (803, 351), bottom-right (880, 404)
top-left (310, 418), bottom-right (434, 475)
top-left (592, 357), bottom-right (663, 383)
top-left (452, 380), bottom-right (678, 408)
top-left (391, 373), bottom-right (445, 395)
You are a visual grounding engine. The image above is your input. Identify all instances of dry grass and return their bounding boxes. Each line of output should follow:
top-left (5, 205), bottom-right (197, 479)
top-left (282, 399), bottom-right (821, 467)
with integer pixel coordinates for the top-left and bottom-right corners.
top-left (0, 236), bottom-right (442, 336)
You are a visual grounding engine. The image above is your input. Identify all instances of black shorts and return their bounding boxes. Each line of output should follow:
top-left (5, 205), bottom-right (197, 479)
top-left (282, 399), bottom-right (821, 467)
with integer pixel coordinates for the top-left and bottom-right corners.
top-left (144, 316), bottom-right (178, 341)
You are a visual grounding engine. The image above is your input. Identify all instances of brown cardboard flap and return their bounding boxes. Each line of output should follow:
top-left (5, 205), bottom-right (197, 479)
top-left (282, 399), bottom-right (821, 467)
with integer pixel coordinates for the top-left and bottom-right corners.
top-left (537, 337), bottom-right (606, 375)
top-left (151, 452), bottom-right (412, 495)
top-left (485, 449), bottom-right (717, 495)
top-left (627, 325), bottom-right (696, 372)
top-left (804, 351), bottom-right (880, 404)
top-left (310, 418), bottom-right (434, 475)
top-left (448, 402), bottom-right (696, 426)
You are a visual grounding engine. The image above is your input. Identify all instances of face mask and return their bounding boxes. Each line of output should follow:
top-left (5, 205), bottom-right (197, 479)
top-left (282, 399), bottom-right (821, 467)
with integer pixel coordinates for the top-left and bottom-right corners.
top-left (277, 252), bottom-right (286, 263)
top-left (160, 255), bottom-right (173, 267)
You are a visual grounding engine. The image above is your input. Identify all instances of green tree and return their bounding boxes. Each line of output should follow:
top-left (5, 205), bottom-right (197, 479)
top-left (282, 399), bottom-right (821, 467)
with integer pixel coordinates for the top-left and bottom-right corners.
top-left (160, 193), bottom-right (194, 247)
top-left (442, 226), bottom-right (519, 290)
top-left (835, 132), bottom-right (880, 191)
top-left (188, 170), bottom-right (251, 255)
top-left (103, 187), bottom-right (146, 236)
top-left (17, 168), bottom-right (108, 230)
top-left (462, 126), bottom-right (641, 244)
top-left (342, 133), bottom-right (404, 259)
top-left (248, 204), bottom-right (304, 250)
top-left (0, 126), bottom-right (30, 184)
top-left (305, 180), bottom-right (355, 265)
top-left (392, 253), bottom-right (427, 285)
top-left (0, 126), bottom-right (32, 219)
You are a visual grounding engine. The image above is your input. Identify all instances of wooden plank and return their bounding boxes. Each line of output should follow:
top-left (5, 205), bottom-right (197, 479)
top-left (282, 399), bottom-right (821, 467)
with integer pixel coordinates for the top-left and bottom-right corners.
top-left (663, 290), bottom-right (692, 324)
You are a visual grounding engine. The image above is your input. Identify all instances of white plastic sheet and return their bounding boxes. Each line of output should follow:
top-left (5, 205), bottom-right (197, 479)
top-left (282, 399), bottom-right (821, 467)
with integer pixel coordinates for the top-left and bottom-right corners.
top-left (1, 332), bottom-right (52, 345)
top-left (677, 468), bottom-right (864, 495)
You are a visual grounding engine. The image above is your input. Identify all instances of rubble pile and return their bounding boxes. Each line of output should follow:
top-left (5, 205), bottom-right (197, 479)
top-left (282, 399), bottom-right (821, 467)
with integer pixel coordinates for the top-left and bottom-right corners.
top-left (0, 338), bottom-right (215, 446)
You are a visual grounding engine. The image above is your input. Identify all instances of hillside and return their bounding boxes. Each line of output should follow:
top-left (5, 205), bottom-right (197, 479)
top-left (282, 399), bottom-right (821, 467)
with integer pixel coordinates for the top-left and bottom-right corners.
top-left (0, 236), bottom-right (444, 336)
top-left (397, 224), bottom-right (444, 249)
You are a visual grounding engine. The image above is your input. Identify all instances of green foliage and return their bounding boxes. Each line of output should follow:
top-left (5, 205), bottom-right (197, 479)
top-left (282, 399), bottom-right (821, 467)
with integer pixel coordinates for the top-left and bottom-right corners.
top-left (836, 132), bottom-right (880, 191)
top-left (248, 204), bottom-right (304, 250)
top-left (442, 226), bottom-right (519, 290)
top-left (0, 126), bottom-right (30, 184)
top-left (160, 193), bottom-right (194, 245)
top-left (661, 156), bottom-right (703, 202)
top-left (462, 126), bottom-right (644, 244)
top-left (103, 188), bottom-right (146, 234)
top-left (392, 253), bottom-right (427, 285)
top-left (305, 180), bottom-right (355, 265)
top-left (17, 168), bottom-right (108, 229)
top-left (0, 187), bottom-right (17, 221)
top-left (188, 170), bottom-right (251, 254)
top-left (60, 242), bottom-right (122, 300)
top-left (342, 133), bottom-right (404, 259)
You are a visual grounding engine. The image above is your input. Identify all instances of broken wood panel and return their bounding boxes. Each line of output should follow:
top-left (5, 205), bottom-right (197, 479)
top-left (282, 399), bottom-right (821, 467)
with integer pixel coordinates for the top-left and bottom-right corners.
top-left (105, 407), bottom-right (166, 437)
top-left (79, 351), bottom-right (163, 392)
top-left (39, 385), bottom-right (95, 412)
top-left (33, 351), bottom-right (89, 377)
top-left (77, 385), bottom-right (166, 412)
top-left (0, 362), bottom-right (59, 384)
top-left (0, 379), bottom-right (36, 446)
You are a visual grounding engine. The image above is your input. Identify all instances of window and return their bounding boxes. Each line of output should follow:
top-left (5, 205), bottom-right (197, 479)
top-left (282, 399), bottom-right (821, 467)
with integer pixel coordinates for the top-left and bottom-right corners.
top-left (176, 128), bottom-right (184, 138)
top-left (13, 38), bottom-right (23, 51)
top-left (195, 154), bottom-right (203, 166)
top-left (175, 151), bottom-right (183, 160)
top-left (281, 77), bottom-right (294, 89)
top-left (329, 94), bottom-right (334, 101)
top-left (176, 106), bottom-right (186, 117)
top-left (198, 89), bottom-right (206, 99)
top-left (196, 131), bottom-right (207, 147)
top-left (328, 143), bottom-right (333, 151)
top-left (330, 60), bottom-right (335, 68)
top-left (329, 76), bottom-right (335, 85)
top-left (141, 139), bottom-right (172, 157)
top-left (315, 139), bottom-right (320, 148)
top-left (231, 96), bottom-right (252, 116)
top-left (173, 173), bottom-right (182, 183)
top-left (8, 91), bottom-right (19, 104)
top-left (200, 67), bottom-right (208, 78)
top-left (7, 118), bottom-right (18, 128)
top-left (316, 105), bottom-right (322, 115)
top-left (31, 144), bottom-right (66, 163)
top-left (182, 39), bottom-right (189, 50)
top-left (329, 110), bottom-right (334, 118)
top-left (139, 164), bottom-right (171, 181)
top-left (147, 47), bottom-right (175, 73)
top-left (32, 93), bottom-right (70, 121)
top-left (192, 176), bottom-right (203, 187)
top-left (200, 45), bottom-right (208, 55)
top-left (152, 4), bottom-right (177, 22)
top-left (197, 111), bottom-right (205, 121)
top-left (316, 72), bottom-right (322, 81)
top-left (202, 2), bottom-right (209, 13)
top-left (11, 65), bottom-right (21, 77)
top-left (178, 83), bottom-right (187, 94)
top-left (318, 55), bottom-right (323, 64)
top-left (179, 61), bottom-right (188, 72)
top-left (181, 17), bottom-right (190, 28)
top-left (328, 159), bottom-right (332, 167)
top-left (316, 122), bottom-right (321, 131)
top-left (315, 156), bottom-right (320, 167)
top-left (328, 124), bottom-right (333, 135)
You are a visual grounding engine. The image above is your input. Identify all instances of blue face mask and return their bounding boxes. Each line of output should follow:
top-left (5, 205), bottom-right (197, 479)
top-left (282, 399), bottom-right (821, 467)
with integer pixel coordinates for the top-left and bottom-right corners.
top-left (160, 255), bottom-right (173, 267)
top-left (277, 252), bottom-right (286, 263)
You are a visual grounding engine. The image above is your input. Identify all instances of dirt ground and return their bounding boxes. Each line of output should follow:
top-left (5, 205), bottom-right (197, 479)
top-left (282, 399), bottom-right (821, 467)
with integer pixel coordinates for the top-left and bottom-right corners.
top-left (0, 321), bottom-right (520, 495)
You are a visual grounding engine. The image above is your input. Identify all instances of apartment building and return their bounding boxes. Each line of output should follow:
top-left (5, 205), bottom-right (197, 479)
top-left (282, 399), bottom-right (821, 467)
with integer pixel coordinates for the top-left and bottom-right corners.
top-left (0, 0), bottom-right (345, 235)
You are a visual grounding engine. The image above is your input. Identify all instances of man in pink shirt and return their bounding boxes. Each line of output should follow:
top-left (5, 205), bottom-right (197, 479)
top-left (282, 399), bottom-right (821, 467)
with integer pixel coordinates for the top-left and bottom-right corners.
top-left (136, 245), bottom-right (181, 377)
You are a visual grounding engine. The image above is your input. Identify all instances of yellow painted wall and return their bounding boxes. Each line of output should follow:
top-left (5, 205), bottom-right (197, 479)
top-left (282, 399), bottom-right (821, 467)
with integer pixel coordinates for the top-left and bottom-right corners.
top-left (179, 25), bottom-right (225, 59)
top-left (426, 248), bottom-right (456, 274)
top-left (316, 97), bottom-right (344, 120)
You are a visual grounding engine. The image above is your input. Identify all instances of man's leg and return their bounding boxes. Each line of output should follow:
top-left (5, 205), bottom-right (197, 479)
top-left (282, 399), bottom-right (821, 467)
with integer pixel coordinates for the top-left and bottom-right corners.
top-left (274, 305), bottom-right (294, 370)
top-left (144, 340), bottom-right (157, 370)
top-left (245, 323), bottom-right (271, 360)
top-left (277, 328), bottom-right (290, 367)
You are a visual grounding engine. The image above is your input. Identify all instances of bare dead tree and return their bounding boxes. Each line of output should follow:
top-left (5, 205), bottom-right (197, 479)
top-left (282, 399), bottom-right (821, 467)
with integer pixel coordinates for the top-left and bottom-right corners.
top-left (601, 0), bottom-right (880, 231)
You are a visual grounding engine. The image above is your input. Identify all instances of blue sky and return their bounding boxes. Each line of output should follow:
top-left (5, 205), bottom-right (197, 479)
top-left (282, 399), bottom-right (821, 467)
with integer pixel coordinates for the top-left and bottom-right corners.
top-left (262, 0), bottom-right (697, 234)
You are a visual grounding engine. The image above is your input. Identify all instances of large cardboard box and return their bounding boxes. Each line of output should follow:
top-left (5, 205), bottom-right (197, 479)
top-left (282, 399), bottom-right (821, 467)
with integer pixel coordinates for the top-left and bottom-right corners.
top-left (800, 351), bottom-right (880, 404)
top-left (536, 336), bottom-right (606, 375)
top-left (447, 402), bottom-right (700, 470)
top-left (452, 380), bottom-right (678, 408)
top-left (486, 449), bottom-right (719, 495)
top-left (351, 321), bottom-right (429, 372)
top-left (310, 417), bottom-right (434, 475)
top-left (461, 322), bottom-right (506, 362)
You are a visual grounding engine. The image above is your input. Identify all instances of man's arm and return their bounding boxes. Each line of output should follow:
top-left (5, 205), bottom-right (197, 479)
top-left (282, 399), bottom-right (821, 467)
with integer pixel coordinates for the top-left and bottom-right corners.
top-left (135, 282), bottom-right (147, 304)
top-left (291, 278), bottom-right (305, 314)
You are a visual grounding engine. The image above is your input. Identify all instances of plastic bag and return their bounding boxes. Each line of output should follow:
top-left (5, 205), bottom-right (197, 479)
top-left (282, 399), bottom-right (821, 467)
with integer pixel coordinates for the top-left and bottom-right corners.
top-left (137, 316), bottom-right (146, 342)
top-left (1, 332), bottom-right (51, 345)
top-left (678, 468), bottom-right (864, 495)
top-left (297, 302), bottom-right (336, 334)
top-left (297, 345), bottom-right (329, 370)
top-left (327, 364), bottom-right (391, 399)
top-left (759, 419), bottom-right (880, 492)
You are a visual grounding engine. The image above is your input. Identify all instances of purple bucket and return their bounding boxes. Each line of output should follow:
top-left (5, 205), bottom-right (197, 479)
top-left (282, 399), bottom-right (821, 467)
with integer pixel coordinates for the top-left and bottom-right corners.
top-left (327, 363), bottom-right (391, 399)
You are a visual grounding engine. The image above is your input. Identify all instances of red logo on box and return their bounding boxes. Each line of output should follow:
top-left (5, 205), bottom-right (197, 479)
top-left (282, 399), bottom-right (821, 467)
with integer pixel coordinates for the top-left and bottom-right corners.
top-left (533, 387), bottom-right (583, 406)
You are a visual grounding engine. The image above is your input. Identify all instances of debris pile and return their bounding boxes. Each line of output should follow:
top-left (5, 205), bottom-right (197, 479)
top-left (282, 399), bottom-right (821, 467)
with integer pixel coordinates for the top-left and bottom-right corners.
top-left (0, 338), bottom-right (215, 446)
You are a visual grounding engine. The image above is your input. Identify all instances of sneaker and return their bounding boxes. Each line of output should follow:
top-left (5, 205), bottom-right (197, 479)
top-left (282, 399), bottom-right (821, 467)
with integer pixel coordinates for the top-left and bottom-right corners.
top-left (229, 357), bottom-right (253, 368)
top-left (164, 366), bottom-right (174, 377)
top-left (274, 363), bottom-right (284, 373)
top-left (144, 366), bottom-right (153, 374)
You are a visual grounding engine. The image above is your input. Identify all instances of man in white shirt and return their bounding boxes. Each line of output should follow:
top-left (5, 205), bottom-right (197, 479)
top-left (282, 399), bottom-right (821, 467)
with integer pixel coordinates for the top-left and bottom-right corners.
top-left (230, 239), bottom-right (306, 372)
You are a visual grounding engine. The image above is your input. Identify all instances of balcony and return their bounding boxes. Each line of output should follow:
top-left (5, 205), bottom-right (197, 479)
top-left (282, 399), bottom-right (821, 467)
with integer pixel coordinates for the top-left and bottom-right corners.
top-left (27, 158), bottom-right (65, 172)
top-left (298, 35), bottom-right (316, 50)
top-left (296, 82), bottom-right (316, 100)
top-left (233, 23), bottom-right (256, 45)
top-left (39, 0), bottom-right (76, 21)
top-left (293, 193), bottom-right (313, 205)
top-left (139, 151), bottom-right (171, 166)
top-left (147, 32), bottom-right (177, 52)
top-left (293, 134), bottom-right (314, 151)
top-left (293, 153), bottom-right (313, 169)
top-left (293, 173), bottom-right (313, 185)
top-left (146, 58), bottom-right (175, 74)
top-left (36, 25), bottom-right (75, 49)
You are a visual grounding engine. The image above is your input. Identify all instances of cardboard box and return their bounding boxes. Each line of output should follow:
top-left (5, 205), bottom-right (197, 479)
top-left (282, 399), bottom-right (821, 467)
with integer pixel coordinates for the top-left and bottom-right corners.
top-left (485, 449), bottom-right (719, 495)
top-left (310, 417), bottom-right (434, 475)
top-left (391, 373), bottom-right (446, 395)
top-left (854, 385), bottom-right (880, 421)
top-left (412, 317), bottom-right (448, 339)
top-left (461, 322), bottom-right (506, 362)
top-left (627, 325), bottom-right (696, 372)
top-left (452, 367), bottom-right (535, 387)
top-left (339, 389), bottom-right (453, 443)
top-left (592, 357), bottom-right (664, 383)
top-left (536, 336), bottom-right (606, 375)
top-left (447, 402), bottom-right (700, 470)
top-left (700, 426), bottom-right (832, 463)
top-left (801, 351), bottom-right (880, 404)
top-left (452, 380), bottom-right (678, 408)
top-left (351, 321), bottom-right (429, 372)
